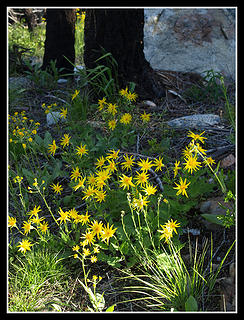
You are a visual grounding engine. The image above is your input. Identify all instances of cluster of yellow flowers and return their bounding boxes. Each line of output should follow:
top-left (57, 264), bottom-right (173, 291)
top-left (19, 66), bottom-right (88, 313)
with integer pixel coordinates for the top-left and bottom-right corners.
top-left (68, 148), bottom-right (165, 208)
top-left (41, 102), bottom-right (68, 119)
top-left (9, 111), bottom-right (40, 149)
top-left (97, 89), bottom-right (151, 131)
top-left (158, 219), bottom-right (181, 243)
top-left (57, 206), bottom-right (117, 263)
top-left (8, 202), bottom-right (49, 254)
top-left (172, 130), bottom-right (216, 198)
top-left (47, 133), bottom-right (73, 156)
top-left (9, 175), bottom-right (117, 257)
top-left (49, 131), bottom-right (216, 206)
top-left (75, 9), bottom-right (86, 23)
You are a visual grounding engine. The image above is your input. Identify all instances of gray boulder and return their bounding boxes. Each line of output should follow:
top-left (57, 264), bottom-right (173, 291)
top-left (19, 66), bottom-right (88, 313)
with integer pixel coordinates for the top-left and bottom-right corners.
top-left (144, 8), bottom-right (236, 79)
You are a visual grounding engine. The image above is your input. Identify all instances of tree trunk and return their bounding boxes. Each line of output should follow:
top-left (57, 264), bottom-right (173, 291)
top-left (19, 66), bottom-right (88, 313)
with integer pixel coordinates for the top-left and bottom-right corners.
top-left (42, 9), bottom-right (76, 74)
top-left (24, 9), bottom-right (36, 32)
top-left (84, 9), bottom-right (165, 99)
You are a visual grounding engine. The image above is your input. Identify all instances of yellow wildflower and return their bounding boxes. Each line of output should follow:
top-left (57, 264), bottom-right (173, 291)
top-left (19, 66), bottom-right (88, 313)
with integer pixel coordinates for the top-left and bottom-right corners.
top-left (108, 119), bottom-right (117, 131)
top-left (70, 167), bottom-right (81, 182)
top-left (22, 221), bottom-right (33, 235)
top-left (28, 205), bottom-right (41, 218)
top-left (82, 186), bottom-right (96, 200)
top-left (141, 183), bottom-right (157, 196)
top-left (187, 131), bottom-right (207, 144)
top-left (107, 103), bottom-right (118, 116)
top-left (81, 230), bottom-right (95, 246)
top-left (95, 156), bottom-right (106, 169)
top-left (153, 156), bottom-right (165, 172)
top-left (106, 149), bottom-right (120, 160)
top-left (72, 245), bottom-right (80, 252)
top-left (75, 143), bottom-right (88, 157)
top-left (38, 221), bottom-right (49, 234)
top-left (137, 158), bottom-right (153, 172)
top-left (98, 97), bottom-right (107, 111)
top-left (60, 133), bottom-right (71, 148)
top-left (80, 211), bottom-right (90, 225)
top-left (119, 174), bottom-right (135, 190)
top-left (90, 220), bottom-right (103, 239)
top-left (140, 111), bottom-right (151, 122)
top-left (173, 177), bottom-right (191, 198)
top-left (94, 189), bottom-right (107, 203)
top-left (183, 154), bottom-right (202, 174)
top-left (121, 154), bottom-right (135, 171)
top-left (48, 140), bottom-right (57, 156)
top-left (50, 182), bottom-right (63, 195)
top-left (17, 239), bottom-right (33, 254)
top-left (120, 113), bottom-right (132, 125)
top-left (57, 208), bottom-right (70, 225)
top-left (60, 107), bottom-right (67, 119)
top-left (8, 216), bottom-right (17, 228)
top-left (72, 89), bottom-right (80, 100)
top-left (173, 160), bottom-right (181, 178)
top-left (91, 255), bottom-right (97, 263)
top-left (101, 223), bottom-right (117, 244)
top-left (132, 194), bottom-right (149, 211)
top-left (204, 157), bottom-right (216, 166)
top-left (73, 177), bottom-right (86, 191)
top-left (134, 171), bottom-right (149, 187)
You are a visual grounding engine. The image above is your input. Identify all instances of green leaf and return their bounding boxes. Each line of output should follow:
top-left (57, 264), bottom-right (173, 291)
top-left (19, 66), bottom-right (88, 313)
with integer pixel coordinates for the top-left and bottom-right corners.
top-left (120, 241), bottom-right (129, 255)
top-left (185, 295), bottom-right (198, 311)
top-left (43, 131), bottom-right (53, 147)
top-left (105, 304), bottom-right (116, 312)
top-left (97, 252), bottom-right (122, 267)
top-left (201, 213), bottom-right (224, 226)
top-left (34, 134), bottom-right (44, 147)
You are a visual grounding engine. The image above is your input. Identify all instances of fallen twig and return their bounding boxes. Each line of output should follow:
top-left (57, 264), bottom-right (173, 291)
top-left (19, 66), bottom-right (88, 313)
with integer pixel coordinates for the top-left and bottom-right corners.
top-left (148, 168), bottom-right (164, 192)
top-left (44, 94), bottom-right (69, 105)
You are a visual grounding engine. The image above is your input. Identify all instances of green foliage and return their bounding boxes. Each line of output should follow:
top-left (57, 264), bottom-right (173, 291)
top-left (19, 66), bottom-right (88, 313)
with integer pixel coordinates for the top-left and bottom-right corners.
top-left (202, 190), bottom-right (235, 229)
top-left (24, 59), bottom-right (64, 90)
top-left (8, 22), bottom-right (46, 76)
top-left (119, 237), bottom-right (235, 311)
top-left (185, 295), bottom-right (198, 311)
top-left (8, 243), bottom-right (66, 311)
top-left (8, 43), bottom-right (236, 311)
top-left (184, 69), bottom-right (225, 104)
top-left (86, 51), bottom-right (119, 99)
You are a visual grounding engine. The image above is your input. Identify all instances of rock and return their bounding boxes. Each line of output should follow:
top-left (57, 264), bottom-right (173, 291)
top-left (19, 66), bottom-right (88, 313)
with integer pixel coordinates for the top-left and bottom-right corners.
top-left (144, 8), bottom-right (235, 79)
top-left (46, 112), bottom-right (66, 126)
top-left (9, 77), bottom-right (33, 90)
top-left (182, 228), bottom-right (200, 236)
top-left (167, 114), bottom-right (221, 129)
top-left (74, 65), bottom-right (87, 84)
top-left (74, 65), bottom-right (85, 73)
top-left (143, 100), bottom-right (157, 108)
top-left (220, 154), bottom-right (235, 168)
top-left (219, 263), bottom-right (235, 311)
top-left (57, 78), bottom-right (68, 84)
top-left (199, 196), bottom-right (233, 231)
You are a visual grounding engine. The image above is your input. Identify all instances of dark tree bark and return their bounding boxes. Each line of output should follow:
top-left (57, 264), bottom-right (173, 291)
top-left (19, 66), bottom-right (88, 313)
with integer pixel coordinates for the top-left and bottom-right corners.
top-left (84, 9), bottom-right (165, 99)
top-left (24, 9), bottom-right (36, 32)
top-left (42, 9), bottom-right (76, 74)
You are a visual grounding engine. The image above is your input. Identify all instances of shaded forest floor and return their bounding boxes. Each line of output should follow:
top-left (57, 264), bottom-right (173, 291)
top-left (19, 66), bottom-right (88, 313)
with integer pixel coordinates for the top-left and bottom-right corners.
top-left (8, 67), bottom-right (236, 312)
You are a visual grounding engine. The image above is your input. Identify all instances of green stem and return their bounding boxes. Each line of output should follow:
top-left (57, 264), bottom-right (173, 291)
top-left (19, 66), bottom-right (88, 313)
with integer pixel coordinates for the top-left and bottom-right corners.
top-left (196, 147), bottom-right (226, 194)
top-left (81, 255), bottom-right (88, 287)
top-left (144, 209), bottom-right (156, 252)
top-left (37, 187), bottom-right (59, 226)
